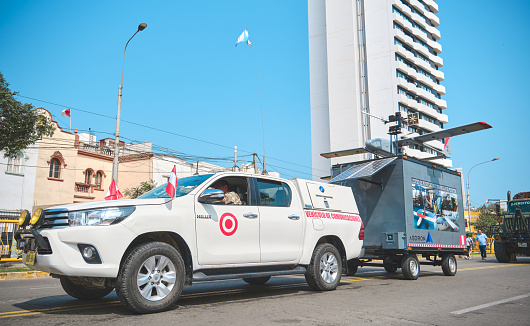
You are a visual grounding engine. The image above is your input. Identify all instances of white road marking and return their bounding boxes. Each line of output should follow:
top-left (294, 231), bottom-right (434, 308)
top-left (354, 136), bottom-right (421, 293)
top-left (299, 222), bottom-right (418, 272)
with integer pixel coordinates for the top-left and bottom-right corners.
top-left (451, 293), bottom-right (530, 315)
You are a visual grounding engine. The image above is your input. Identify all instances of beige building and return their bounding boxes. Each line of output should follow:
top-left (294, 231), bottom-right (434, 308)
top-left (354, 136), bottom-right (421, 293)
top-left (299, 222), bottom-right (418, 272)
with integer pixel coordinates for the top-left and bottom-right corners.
top-left (25, 109), bottom-right (231, 211)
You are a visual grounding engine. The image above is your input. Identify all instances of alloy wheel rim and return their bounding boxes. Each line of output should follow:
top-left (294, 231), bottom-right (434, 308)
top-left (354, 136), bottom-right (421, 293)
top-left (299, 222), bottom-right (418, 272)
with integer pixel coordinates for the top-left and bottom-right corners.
top-left (136, 255), bottom-right (176, 301)
top-left (319, 252), bottom-right (339, 284)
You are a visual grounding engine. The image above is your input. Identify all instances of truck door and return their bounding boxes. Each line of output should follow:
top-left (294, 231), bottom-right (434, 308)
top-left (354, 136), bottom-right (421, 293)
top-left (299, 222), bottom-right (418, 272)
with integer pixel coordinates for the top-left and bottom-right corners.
top-left (256, 178), bottom-right (303, 262)
top-left (195, 176), bottom-right (260, 265)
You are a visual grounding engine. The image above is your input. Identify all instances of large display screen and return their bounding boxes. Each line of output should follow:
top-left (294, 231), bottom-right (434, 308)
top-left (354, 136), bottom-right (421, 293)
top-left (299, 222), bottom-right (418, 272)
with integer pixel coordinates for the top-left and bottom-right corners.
top-left (412, 178), bottom-right (460, 232)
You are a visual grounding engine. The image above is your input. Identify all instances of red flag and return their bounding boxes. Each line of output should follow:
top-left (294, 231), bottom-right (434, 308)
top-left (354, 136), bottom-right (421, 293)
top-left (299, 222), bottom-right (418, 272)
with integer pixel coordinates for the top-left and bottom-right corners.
top-left (443, 137), bottom-right (449, 149)
top-left (61, 109), bottom-right (71, 117)
top-left (105, 179), bottom-right (123, 200)
top-left (166, 165), bottom-right (177, 198)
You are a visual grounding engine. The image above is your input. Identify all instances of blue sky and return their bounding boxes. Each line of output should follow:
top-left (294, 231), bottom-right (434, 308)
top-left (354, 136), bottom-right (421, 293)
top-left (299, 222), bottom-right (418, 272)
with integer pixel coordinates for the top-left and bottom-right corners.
top-left (1, 1), bottom-right (528, 207)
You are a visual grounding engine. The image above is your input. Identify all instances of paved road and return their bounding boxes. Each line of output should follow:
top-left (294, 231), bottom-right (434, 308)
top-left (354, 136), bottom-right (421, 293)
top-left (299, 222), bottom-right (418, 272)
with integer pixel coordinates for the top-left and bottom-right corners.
top-left (1, 257), bottom-right (529, 325)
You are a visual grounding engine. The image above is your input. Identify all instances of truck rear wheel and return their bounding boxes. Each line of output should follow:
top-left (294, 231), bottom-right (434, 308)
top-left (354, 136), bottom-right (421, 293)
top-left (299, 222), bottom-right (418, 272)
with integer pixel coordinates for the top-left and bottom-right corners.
top-left (494, 241), bottom-right (512, 263)
top-left (243, 276), bottom-right (271, 285)
top-left (441, 254), bottom-right (457, 276)
top-left (305, 243), bottom-right (342, 291)
top-left (383, 257), bottom-right (399, 273)
top-left (401, 254), bottom-right (419, 280)
top-left (116, 242), bottom-right (185, 314)
top-left (60, 277), bottom-right (114, 300)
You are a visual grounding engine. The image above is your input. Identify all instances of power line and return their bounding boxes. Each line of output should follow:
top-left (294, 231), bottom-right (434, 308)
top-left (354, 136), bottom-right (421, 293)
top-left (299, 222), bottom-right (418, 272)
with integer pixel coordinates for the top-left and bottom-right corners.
top-left (15, 94), bottom-right (330, 176)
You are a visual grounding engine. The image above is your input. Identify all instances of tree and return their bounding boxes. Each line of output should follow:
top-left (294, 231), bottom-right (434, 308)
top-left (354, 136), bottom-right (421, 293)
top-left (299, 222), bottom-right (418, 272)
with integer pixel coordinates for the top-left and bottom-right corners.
top-left (472, 203), bottom-right (505, 237)
top-left (123, 180), bottom-right (157, 199)
top-left (0, 72), bottom-right (55, 157)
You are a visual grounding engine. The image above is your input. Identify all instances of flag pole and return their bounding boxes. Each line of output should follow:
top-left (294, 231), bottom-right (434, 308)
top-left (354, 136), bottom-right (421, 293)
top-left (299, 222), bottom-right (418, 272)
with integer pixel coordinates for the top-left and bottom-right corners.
top-left (251, 43), bottom-right (266, 175)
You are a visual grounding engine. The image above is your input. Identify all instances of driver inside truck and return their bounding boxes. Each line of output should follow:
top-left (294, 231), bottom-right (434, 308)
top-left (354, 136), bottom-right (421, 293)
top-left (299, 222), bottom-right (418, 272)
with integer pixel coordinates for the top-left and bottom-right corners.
top-left (212, 180), bottom-right (242, 205)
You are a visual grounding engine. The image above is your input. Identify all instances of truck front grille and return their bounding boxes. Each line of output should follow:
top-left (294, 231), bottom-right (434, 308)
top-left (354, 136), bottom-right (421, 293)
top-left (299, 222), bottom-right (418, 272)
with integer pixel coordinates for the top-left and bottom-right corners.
top-left (40, 208), bottom-right (69, 229)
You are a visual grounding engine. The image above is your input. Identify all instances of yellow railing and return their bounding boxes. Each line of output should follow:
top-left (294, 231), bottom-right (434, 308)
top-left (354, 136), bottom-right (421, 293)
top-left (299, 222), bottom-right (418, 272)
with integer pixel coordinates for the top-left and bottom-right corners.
top-left (0, 219), bottom-right (22, 262)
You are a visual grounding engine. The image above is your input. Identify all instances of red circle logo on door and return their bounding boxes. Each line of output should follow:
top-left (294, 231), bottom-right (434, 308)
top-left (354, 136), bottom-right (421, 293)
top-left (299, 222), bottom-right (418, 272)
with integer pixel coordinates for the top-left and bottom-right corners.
top-left (220, 212), bottom-right (238, 236)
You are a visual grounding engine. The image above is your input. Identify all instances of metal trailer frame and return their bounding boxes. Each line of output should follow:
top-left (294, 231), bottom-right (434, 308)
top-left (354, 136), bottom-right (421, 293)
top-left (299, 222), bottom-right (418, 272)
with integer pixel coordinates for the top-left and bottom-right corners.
top-left (330, 155), bottom-right (467, 279)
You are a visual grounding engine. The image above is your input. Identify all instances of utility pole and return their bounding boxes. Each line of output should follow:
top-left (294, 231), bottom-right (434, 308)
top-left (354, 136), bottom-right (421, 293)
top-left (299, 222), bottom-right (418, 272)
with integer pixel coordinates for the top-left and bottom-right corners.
top-left (253, 153), bottom-right (258, 174)
top-left (233, 146), bottom-right (238, 171)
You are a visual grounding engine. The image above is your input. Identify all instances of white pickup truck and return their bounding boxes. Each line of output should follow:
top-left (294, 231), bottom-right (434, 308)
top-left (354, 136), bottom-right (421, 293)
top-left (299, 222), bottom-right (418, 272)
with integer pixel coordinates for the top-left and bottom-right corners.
top-left (16, 172), bottom-right (364, 313)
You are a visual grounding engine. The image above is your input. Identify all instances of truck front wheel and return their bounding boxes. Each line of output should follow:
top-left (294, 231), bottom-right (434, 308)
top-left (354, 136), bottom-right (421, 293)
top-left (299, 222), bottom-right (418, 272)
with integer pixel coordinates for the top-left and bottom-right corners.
top-left (116, 242), bottom-right (185, 314)
top-left (305, 243), bottom-right (342, 291)
top-left (60, 277), bottom-right (113, 300)
top-left (401, 254), bottom-right (420, 280)
top-left (494, 241), bottom-right (512, 263)
top-left (441, 253), bottom-right (457, 276)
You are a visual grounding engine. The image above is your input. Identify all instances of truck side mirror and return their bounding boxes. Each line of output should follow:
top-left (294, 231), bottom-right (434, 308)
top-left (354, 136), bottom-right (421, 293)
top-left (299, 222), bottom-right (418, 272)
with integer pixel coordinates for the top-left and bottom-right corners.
top-left (198, 189), bottom-right (225, 204)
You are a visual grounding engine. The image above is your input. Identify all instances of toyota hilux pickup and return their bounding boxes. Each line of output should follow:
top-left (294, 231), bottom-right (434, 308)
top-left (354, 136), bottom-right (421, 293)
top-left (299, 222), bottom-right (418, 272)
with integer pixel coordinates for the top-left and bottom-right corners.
top-left (16, 172), bottom-right (364, 313)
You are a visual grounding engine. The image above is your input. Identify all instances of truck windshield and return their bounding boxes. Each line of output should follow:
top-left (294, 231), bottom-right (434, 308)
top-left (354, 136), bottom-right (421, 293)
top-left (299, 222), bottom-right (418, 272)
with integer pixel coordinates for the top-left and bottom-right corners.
top-left (139, 174), bottom-right (214, 199)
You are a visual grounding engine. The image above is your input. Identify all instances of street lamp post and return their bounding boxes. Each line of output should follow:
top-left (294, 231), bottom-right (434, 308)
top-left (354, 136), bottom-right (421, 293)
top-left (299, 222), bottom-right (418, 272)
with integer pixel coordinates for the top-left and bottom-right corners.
top-left (466, 157), bottom-right (499, 231)
top-left (112, 23), bottom-right (147, 186)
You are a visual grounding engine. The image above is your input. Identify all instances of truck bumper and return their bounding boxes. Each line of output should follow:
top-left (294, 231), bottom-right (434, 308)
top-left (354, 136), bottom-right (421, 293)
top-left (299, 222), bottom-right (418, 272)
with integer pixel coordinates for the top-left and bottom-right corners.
top-left (19, 225), bottom-right (136, 278)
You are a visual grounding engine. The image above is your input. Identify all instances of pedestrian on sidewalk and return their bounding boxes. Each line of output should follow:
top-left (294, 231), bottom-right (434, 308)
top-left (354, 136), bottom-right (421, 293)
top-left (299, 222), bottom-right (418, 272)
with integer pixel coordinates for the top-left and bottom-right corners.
top-left (466, 234), bottom-right (474, 259)
top-left (476, 230), bottom-right (488, 260)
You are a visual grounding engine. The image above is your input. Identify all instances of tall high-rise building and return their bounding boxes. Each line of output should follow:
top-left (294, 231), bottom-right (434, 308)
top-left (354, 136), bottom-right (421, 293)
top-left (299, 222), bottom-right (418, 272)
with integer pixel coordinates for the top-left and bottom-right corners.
top-left (309, 0), bottom-right (449, 180)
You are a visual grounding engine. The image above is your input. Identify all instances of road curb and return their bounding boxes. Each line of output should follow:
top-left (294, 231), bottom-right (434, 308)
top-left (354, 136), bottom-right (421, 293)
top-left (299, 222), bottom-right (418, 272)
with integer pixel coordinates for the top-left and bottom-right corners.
top-left (0, 271), bottom-right (50, 281)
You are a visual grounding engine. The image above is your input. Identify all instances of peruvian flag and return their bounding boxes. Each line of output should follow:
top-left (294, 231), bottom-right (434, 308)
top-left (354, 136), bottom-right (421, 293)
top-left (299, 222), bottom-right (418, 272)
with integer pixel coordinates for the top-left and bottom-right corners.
top-left (166, 165), bottom-right (177, 198)
top-left (443, 137), bottom-right (449, 149)
top-left (61, 108), bottom-right (71, 117)
top-left (105, 179), bottom-right (123, 200)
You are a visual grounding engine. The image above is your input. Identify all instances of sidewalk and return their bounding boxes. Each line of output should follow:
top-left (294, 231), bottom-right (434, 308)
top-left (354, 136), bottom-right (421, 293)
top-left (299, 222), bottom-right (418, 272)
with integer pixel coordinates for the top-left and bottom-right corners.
top-left (0, 261), bottom-right (50, 281)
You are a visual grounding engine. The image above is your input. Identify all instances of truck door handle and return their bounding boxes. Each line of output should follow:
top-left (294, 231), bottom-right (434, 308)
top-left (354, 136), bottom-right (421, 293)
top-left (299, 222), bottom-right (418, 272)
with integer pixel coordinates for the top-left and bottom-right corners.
top-left (288, 215), bottom-right (300, 220)
top-left (243, 213), bottom-right (258, 219)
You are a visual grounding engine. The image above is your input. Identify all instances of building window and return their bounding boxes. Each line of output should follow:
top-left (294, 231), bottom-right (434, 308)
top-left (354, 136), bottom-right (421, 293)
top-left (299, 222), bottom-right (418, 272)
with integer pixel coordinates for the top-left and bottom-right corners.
top-left (95, 171), bottom-right (103, 189)
top-left (85, 169), bottom-right (93, 184)
top-left (49, 158), bottom-right (61, 178)
top-left (6, 151), bottom-right (24, 175)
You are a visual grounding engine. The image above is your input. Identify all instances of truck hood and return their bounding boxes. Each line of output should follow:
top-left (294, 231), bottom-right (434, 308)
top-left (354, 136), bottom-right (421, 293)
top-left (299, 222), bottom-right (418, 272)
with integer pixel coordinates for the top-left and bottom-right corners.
top-left (46, 198), bottom-right (173, 211)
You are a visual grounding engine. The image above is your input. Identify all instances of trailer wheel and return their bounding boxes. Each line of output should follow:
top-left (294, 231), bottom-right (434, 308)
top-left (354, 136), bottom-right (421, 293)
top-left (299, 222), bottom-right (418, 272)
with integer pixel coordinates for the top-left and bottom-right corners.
top-left (305, 243), bottom-right (342, 291)
top-left (116, 242), bottom-right (185, 314)
top-left (243, 276), bottom-right (271, 285)
top-left (346, 259), bottom-right (358, 276)
top-left (494, 241), bottom-right (513, 263)
top-left (441, 254), bottom-right (457, 276)
top-left (383, 257), bottom-right (398, 273)
top-left (401, 255), bottom-right (420, 280)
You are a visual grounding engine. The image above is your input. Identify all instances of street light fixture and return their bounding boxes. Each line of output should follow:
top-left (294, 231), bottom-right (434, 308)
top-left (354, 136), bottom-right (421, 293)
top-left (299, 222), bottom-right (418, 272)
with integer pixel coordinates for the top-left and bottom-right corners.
top-left (466, 157), bottom-right (499, 231)
top-left (112, 23), bottom-right (147, 186)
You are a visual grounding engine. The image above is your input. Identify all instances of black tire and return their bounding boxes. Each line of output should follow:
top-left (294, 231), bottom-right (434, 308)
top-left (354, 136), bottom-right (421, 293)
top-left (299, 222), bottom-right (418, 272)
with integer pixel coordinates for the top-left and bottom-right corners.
top-left (116, 242), bottom-right (185, 314)
top-left (242, 276), bottom-right (271, 285)
top-left (494, 241), bottom-right (512, 263)
top-left (60, 277), bottom-right (114, 300)
top-left (305, 243), bottom-right (342, 291)
top-left (441, 253), bottom-right (457, 276)
top-left (346, 259), bottom-right (358, 276)
top-left (401, 254), bottom-right (420, 280)
top-left (383, 257), bottom-right (398, 273)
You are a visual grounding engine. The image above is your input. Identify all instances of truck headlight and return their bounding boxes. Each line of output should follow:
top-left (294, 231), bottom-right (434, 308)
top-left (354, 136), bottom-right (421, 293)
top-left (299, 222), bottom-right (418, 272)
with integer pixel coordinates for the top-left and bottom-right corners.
top-left (68, 206), bottom-right (136, 226)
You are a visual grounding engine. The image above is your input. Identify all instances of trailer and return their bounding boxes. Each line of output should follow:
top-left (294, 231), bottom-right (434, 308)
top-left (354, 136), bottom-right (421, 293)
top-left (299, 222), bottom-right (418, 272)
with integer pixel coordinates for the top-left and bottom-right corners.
top-left (328, 155), bottom-right (466, 279)
top-left (320, 116), bottom-right (492, 279)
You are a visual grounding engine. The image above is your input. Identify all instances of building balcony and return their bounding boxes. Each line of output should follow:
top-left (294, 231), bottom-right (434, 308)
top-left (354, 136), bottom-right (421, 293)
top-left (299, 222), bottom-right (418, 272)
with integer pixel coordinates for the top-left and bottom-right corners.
top-left (431, 54), bottom-right (443, 68)
top-left (425, 24), bottom-right (441, 41)
top-left (408, 0), bottom-right (440, 26)
top-left (395, 29), bottom-right (415, 47)
top-left (422, 0), bottom-right (439, 14)
top-left (416, 102), bottom-right (449, 124)
top-left (435, 98), bottom-right (447, 110)
top-left (431, 69), bottom-right (444, 81)
top-left (78, 142), bottom-right (114, 157)
top-left (418, 119), bottom-right (441, 133)
top-left (432, 83), bottom-right (446, 95)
